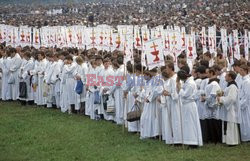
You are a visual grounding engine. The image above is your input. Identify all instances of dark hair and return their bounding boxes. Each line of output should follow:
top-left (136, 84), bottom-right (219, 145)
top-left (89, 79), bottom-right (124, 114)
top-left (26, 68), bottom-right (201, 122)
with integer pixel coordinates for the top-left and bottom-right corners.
top-left (117, 56), bottom-right (123, 65)
top-left (180, 65), bottom-right (190, 75)
top-left (227, 71), bottom-right (237, 80)
top-left (177, 70), bottom-right (189, 81)
top-left (200, 60), bottom-right (209, 68)
top-left (208, 67), bottom-right (216, 76)
top-left (196, 65), bottom-right (207, 74)
top-left (65, 55), bottom-right (73, 61)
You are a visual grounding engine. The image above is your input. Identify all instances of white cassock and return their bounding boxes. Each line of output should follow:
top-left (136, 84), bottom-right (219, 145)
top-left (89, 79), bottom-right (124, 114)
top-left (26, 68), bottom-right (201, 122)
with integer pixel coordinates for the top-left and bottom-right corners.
top-left (9, 53), bottom-right (22, 100)
top-left (60, 64), bottom-right (68, 113)
top-left (197, 78), bottom-right (209, 120)
top-left (235, 74), bottom-right (242, 90)
top-left (86, 65), bottom-right (100, 119)
top-left (160, 78), bottom-right (173, 144)
top-left (95, 65), bottom-right (104, 116)
top-left (19, 58), bottom-right (34, 101)
top-left (0, 57), bottom-right (3, 99)
top-left (100, 67), bottom-right (115, 121)
top-left (36, 59), bottom-right (48, 105)
top-left (51, 59), bottom-right (64, 108)
top-left (30, 60), bottom-right (39, 104)
top-left (220, 83), bottom-right (241, 145)
top-left (205, 80), bottom-right (221, 119)
top-left (65, 63), bottom-right (77, 111)
top-left (140, 78), bottom-right (161, 139)
top-left (1, 57), bottom-right (12, 100)
top-left (178, 77), bottom-right (203, 146)
top-left (122, 73), bottom-right (140, 132)
top-left (239, 75), bottom-right (250, 142)
top-left (44, 61), bottom-right (56, 108)
top-left (167, 74), bottom-right (182, 144)
top-left (73, 64), bottom-right (86, 110)
top-left (110, 65), bottom-right (125, 125)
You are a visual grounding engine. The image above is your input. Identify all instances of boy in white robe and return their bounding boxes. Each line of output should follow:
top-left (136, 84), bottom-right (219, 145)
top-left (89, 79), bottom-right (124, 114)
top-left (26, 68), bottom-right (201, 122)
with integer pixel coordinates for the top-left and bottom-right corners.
top-left (161, 62), bottom-right (182, 144)
top-left (140, 69), bottom-right (162, 139)
top-left (19, 52), bottom-right (34, 105)
top-left (1, 52), bottom-right (12, 101)
top-left (9, 49), bottom-right (22, 100)
top-left (238, 65), bottom-right (250, 142)
top-left (177, 67), bottom-right (203, 147)
top-left (217, 71), bottom-right (241, 145)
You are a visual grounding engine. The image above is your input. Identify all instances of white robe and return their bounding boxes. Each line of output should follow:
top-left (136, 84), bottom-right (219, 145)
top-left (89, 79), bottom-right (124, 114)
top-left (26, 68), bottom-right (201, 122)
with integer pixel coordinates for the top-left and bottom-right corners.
top-left (65, 63), bottom-right (77, 110)
top-left (19, 58), bottom-right (34, 101)
top-left (197, 78), bottom-right (209, 120)
top-left (36, 59), bottom-right (48, 105)
top-left (0, 57), bottom-right (3, 99)
top-left (178, 77), bottom-right (203, 146)
top-left (9, 53), bottom-right (22, 100)
top-left (239, 75), bottom-right (250, 142)
top-left (1, 57), bottom-right (12, 100)
top-left (73, 64), bottom-right (87, 110)
top-left (110, 65), bottom-right (125, 124)
top-left (140, 79), bottom-right (161, 139)
top-left (220, 83), bottom-right (241, 145)
top-left (100, 67), bottom-right (115, 121)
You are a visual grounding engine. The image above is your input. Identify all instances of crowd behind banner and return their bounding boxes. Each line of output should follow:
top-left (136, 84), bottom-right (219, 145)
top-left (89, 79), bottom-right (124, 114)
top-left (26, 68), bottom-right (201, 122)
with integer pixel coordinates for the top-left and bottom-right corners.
top-left (0, 23), bottom-right (250, 149)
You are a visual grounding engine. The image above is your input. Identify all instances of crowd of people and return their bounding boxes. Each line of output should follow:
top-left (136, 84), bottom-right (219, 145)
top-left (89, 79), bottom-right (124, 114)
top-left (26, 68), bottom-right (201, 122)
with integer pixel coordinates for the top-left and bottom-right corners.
top-left (0, 44), bottom-right (250, 148)
top-left (0, 0), bottom-right (249, 33)
top-left (0, 0), bottom-right (250, 149)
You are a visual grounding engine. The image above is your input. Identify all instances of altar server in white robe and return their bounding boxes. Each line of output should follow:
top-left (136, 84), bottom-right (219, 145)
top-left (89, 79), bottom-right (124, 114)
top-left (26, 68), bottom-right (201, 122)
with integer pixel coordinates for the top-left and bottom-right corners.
top-left (0, 53), bottom-right (3, 99)
top-left (9, 49), bottom-right (22, 100)
top-left (140, 68), bottom-right (162, 139)
top-left (19, 52), bottom-right (34, 103)
top-left (122, 62), bottom-right (138, 131)
top-left (238, 65), bottom-right (250, 142)
top-left (205, 67), bottom-right (222, 143)
top-left (64, 55), bottom-right (77, 114)
top-left (217, 71), bottom-right (241, 145)
top-left (44, 53), bottom-right (56, 108)
top-left (73, 56), bottom-right (86, 113)
top-left (159, 69), bottom-right (173, 144)
top-left (162, 62), bottom-right (183, 144)
top-left (232, 60), bottom-right (242, 89)
top-left (1, 52), bottom-right (12, 100)
top-left (109, 57), bottom-right (125, 125)
top-left (86, 57), bottom-right (101, 119)
top-left (177, 67), bottom-right (203, 147)
top-left (196, 65), bottom-right (209, 143)
top-left (100, 58), bottom-right (115, 121)
top-left (51, 53), bottom-right (64, 108)
top-left (35, 51), bottom-right (48, 105)
top-left (60, 62), bottom-right (68, 113)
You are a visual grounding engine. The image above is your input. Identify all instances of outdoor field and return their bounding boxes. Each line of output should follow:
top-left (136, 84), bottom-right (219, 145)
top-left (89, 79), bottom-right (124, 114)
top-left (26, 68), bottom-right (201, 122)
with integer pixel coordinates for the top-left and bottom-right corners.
top-left (0, 101), bottom-right (250, 161)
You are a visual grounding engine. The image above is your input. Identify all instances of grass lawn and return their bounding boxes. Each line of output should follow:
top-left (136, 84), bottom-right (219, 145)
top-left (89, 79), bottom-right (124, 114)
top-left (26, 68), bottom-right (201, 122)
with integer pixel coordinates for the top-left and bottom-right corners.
top-left (0, 101), bottom-right (250, 161)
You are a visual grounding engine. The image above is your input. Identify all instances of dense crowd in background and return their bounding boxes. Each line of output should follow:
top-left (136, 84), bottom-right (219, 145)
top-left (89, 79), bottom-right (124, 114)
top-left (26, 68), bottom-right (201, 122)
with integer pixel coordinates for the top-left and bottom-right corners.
top-left (0, 0), bottom-right (249, 32)
top-left (0, 0), bottom-right (250, 149)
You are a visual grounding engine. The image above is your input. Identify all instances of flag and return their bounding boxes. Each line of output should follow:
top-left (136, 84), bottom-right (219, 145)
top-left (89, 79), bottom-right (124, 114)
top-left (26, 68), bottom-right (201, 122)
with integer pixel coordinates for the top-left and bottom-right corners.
top-left (144, 38), bottom-right (165, 70)
top-left (32, 28), bottom-right (40, 49)
top-left (19, 26), bottom-right (32, 47)
top-left (134, 26), bottom-right (142, 49)
top-left (233, 30), bottom-right (240, 60)
top-left (220, 28), bottom-right (228, 58)
top-left (244, 30), bottom-right (249, 61)
top-left (201, 27), bottom-right (207, 54)
top-left (208, 26), bottom-right (217, 56)
top-left (186, 34), bottom-right (197, 60)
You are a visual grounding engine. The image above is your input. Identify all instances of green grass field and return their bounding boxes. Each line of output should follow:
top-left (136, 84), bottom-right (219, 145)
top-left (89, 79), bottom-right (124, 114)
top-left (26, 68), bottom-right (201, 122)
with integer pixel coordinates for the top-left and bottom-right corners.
top-left (0, 101), bottom-right (250, 161)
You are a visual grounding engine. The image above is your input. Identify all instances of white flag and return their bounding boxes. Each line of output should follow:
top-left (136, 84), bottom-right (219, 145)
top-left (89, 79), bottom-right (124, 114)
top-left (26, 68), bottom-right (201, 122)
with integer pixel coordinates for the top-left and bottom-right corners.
top-left (233, 30), bottom-right (240, 60)
top-left (145, 38), bottom-right (165, 70)
top-left (244, 30), bottom-right (249, 61)
top-left (220, 28), bottom-right (228, 58)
